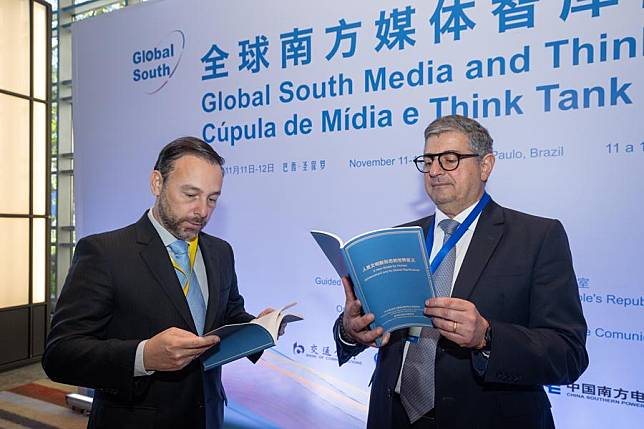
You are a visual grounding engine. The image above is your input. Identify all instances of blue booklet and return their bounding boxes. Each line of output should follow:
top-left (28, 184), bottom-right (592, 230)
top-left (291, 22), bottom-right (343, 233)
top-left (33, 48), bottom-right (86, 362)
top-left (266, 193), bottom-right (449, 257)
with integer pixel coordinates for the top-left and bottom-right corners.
top-left (311, 227), bottom-right (435, 333)
top-left (201, 303), bottom-right (302, 370)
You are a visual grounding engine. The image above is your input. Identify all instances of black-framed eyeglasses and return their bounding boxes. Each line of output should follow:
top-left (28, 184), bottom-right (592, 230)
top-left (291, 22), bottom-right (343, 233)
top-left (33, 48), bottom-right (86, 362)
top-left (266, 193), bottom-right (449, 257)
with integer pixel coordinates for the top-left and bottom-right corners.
top-left (413, 151), bottom-right (480, 173)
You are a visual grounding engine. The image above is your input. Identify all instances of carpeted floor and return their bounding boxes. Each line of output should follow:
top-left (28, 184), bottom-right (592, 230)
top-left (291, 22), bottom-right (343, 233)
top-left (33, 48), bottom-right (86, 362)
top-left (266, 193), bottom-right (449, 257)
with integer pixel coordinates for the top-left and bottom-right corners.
top-left (0, 350), bottom-right (369, 428)
top-left (0, 378), bottom-right (88, 429)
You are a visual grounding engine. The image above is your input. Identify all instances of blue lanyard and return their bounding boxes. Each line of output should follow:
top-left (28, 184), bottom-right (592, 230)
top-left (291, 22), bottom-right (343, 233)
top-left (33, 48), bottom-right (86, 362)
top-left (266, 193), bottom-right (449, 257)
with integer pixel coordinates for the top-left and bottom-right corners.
top-left (425, 192), bottom-right (490, 273)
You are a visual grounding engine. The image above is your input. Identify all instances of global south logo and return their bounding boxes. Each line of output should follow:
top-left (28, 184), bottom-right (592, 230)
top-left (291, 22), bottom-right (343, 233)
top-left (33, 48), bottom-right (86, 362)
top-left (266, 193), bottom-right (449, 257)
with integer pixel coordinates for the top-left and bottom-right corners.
top-left (131, 30), bottom-right (185, 94)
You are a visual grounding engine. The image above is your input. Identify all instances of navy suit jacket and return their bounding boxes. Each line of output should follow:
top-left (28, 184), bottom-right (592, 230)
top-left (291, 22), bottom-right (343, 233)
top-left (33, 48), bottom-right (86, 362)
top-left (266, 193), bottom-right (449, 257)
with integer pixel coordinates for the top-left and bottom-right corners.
top-left (334, 200), bottom-right (588, 429)
top-left (43, 213), bottom-right (255, 429)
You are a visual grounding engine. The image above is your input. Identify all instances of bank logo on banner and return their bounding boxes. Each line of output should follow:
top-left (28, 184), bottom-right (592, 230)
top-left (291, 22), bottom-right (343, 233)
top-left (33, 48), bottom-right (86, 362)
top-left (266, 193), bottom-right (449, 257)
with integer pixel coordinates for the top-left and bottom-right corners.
top-left (291, 339), bottom-right (371, 366)
top-left (131, 30), bottom-right (185, 94)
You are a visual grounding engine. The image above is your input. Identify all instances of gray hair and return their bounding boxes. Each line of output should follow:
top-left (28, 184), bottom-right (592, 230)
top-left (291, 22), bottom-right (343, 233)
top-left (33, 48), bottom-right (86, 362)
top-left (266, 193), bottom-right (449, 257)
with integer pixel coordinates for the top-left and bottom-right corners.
top-left (424, 115), bottom-right (493, 156)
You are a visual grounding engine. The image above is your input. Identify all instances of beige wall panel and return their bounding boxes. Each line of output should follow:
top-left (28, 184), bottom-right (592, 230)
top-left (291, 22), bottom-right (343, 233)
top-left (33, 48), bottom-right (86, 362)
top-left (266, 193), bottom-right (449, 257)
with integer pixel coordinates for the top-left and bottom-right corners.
top-left (0, 218), bottom-right (30, 308)
top-left (0, 0), bottom-right (30, 96)
top-left (0, 94), bottom-right (30, 214)
top-left (33, 2), bottom-right (48, 101)
top-left (32, 218), bottom-right (46, 303)
top-left (33, 101), bottom-right (47, 215)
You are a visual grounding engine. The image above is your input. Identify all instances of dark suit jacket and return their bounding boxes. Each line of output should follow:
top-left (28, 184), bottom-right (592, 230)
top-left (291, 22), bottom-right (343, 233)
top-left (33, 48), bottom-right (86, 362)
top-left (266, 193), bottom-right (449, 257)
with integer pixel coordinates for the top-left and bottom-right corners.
top-left (334, 200), bottom-right (588, 429)
top-left (43, 213), bottom-right (255, 429)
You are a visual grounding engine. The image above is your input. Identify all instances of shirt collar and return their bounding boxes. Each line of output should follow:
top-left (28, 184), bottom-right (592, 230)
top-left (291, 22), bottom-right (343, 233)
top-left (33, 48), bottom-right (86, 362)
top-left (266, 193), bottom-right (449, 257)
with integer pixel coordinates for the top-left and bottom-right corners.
top-left (147, 209), bottom-right (183, 247)
top-left (434, 198), bottom-right (482, 232)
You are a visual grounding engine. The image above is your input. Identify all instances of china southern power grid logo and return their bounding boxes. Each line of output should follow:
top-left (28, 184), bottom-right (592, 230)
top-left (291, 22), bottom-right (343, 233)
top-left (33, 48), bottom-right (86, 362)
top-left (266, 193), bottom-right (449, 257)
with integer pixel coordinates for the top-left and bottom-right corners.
top-left (546, 381), bottom-right (644, 410)
top-left (131, 30), bottom-right (185, 94)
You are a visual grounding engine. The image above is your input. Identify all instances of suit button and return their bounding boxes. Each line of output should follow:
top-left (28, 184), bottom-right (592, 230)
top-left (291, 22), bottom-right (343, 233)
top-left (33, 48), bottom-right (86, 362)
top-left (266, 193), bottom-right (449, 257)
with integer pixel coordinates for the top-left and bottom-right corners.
top-left (386, 388), bottom-right (392, 399)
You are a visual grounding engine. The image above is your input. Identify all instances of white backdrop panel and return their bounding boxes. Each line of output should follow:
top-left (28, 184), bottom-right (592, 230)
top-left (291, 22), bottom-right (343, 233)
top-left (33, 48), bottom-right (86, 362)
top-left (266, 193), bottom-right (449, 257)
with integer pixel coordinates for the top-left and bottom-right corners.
top-left (73, 1), bottom-right (643, 427)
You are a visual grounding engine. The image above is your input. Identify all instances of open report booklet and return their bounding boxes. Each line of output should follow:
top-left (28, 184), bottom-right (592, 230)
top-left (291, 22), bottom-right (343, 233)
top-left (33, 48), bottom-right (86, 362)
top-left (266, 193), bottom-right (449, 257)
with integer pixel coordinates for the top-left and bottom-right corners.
top-left (201, 303), bottom-right (302, 370)
top-left (311, 227), bottom-right (436, 335)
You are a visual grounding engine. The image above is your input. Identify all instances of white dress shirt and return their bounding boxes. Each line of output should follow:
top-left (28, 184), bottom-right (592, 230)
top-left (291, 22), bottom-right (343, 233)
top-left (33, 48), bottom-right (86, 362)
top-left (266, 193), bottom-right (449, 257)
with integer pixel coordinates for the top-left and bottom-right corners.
top-left (133, 210), bottom-right (210, 376)
top-left (394, 199), bottom-right (482, 393)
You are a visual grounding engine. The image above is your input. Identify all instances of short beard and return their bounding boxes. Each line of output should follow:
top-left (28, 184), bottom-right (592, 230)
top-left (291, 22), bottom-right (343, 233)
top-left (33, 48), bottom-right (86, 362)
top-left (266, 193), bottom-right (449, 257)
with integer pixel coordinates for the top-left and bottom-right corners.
top-left (156, 189), bottom-right (206, 240)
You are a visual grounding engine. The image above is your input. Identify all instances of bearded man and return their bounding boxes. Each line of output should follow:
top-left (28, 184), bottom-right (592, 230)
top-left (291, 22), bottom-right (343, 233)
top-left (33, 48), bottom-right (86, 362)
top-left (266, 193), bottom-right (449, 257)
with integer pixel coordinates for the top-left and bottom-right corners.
top-left (43, 137), bottom-right (269, 429)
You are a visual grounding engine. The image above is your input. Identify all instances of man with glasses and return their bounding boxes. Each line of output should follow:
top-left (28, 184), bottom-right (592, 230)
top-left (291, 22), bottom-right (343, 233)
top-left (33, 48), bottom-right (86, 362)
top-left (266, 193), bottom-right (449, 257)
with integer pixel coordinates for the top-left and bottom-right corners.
top-left (333, 115), bottom-right (588, 429)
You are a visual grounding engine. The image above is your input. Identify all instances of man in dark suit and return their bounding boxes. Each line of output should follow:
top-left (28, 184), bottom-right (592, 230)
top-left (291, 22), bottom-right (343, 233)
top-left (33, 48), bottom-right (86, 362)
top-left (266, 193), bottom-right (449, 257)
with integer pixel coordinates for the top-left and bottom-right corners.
top-left (333, 115), bottom-right (588, 429)
top-left (43, 137), bottom-right (271, 429)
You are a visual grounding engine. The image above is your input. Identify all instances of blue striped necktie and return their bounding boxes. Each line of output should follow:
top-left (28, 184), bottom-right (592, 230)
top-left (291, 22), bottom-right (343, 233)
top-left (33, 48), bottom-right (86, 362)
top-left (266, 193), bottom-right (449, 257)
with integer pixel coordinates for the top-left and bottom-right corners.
top-left (169, 240), bottom-right (206, 335)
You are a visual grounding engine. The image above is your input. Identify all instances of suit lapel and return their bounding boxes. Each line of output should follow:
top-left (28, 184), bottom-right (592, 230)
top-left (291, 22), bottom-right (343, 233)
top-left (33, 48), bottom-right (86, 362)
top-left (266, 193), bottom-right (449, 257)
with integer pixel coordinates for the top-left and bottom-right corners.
top-left (420, 216), bottom-right (432, 238)
top-left (451, 201), bottom-right (504, 300)
top-left (199, 236), bottom-right (221, 334)
top-left (136, 214), bottom-right (197, 332)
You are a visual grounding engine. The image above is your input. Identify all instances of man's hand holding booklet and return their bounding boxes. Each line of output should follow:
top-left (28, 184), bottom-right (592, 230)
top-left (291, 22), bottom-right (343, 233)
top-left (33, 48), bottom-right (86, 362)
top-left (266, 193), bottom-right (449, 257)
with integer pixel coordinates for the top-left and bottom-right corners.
top-left (201, 303), bottom-right (302, 369)
top-left (311, 226), bottom-right (436, 343)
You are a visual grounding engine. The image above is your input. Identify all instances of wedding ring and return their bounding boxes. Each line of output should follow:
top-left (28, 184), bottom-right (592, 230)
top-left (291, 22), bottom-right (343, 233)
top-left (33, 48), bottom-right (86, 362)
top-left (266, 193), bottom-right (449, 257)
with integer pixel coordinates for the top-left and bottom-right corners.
top-left (452, 321), bottom-right (458, 333)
